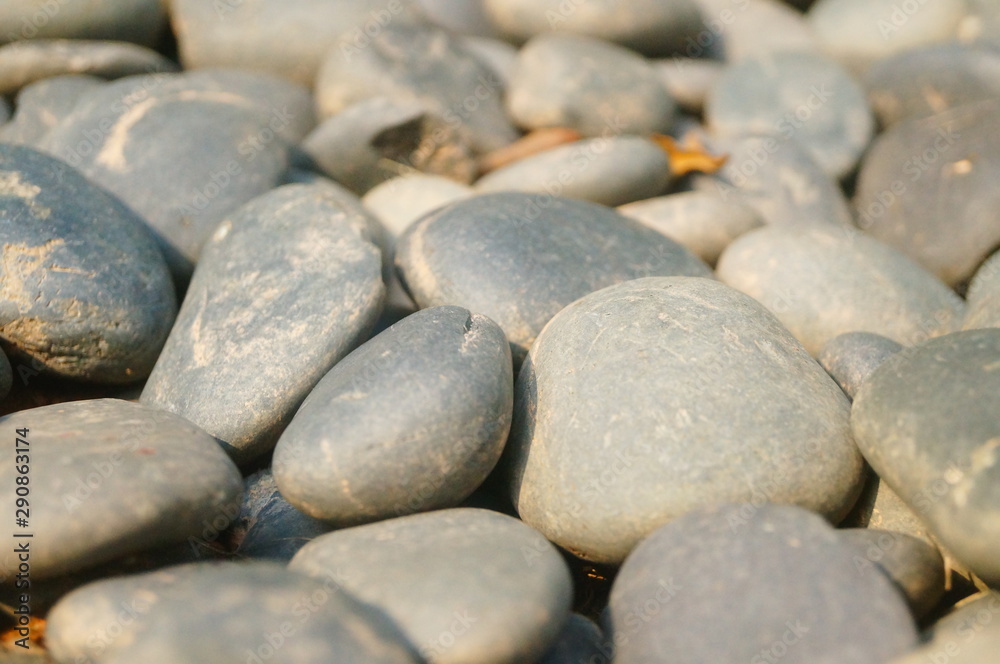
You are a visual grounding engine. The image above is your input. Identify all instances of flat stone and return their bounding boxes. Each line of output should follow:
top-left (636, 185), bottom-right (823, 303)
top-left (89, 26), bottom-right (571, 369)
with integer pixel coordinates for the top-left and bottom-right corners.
top-left (964, 250), bottom-right (1000, 330)
top-left (837, 528), bottom-right (945, 618)
top-left (140, 183), bottom-right (385, 464)
top-left (854, 101), bottom-right (1000, 286)
top-left (0, 0), bottom-right (167, 46)
top-left (290, 508), bottom-right (573, 664)
top-left (0, 74), bottom-right (104, 146)
top-left (0, 39), bottom-right (178, 96)
top-left (37, 69), bottom-right (313, 282)
top-left (316, 23), bottom-right (518, 154)
top-left (852, 329), bottom-right (1000, 586)
top-left (0, 347), bottom-right (11, 399)
top-left (301, 96), bottom-right (476, 194)
top-left (706, 52), bottom-right (874, 180)
top-left (691, 0), bottom-right (820, 62)
top-left (506, 33), bottom-right (675, 137)
top-left (716, 224), bottom-right (964, 355)
top-left (618, 191), bottom-right (764, 265)
top-left (395, 193), bottom-right (712, 363)
top-left (482, 0), bottom-right (704, 57)
top-left (608, 504), bottom-right (918, 664)
top-left (0, 399), bottom-right (243, 579)
top-left (231, 470), bottom-right (332, 561)
top-left (475, 136), bottom-right (671, 207)
top-left (273, 306), bottom-right (513, 524)
top-left (505, 277), bottom-right (864, 563)
top-left (537, 614), bottom-right (607, 664)
top-left (45, 562), bottom-right (418, 664)
top-left (692, 133), bottom-right (854, 228)
top-left (654, 57), bottom-right (724, 113)
top-left (170, 0), bottom-right (426, 86)
top-left (819, 332), bottom-right (904, 399)
top-left (892, 592), bottom-right (1000, 664)
top-left (807, 0), bottom-right (967, 75)
top-left (0, 143), bottom-right (176, 383)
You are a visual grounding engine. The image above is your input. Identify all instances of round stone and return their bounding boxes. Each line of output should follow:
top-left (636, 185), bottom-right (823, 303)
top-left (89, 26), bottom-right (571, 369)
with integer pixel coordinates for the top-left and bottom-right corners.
top-left (505, 277), bottom-right (864, 563)
top-left (506, 33), bottom-right (676, 137)
top-left (394, 192), bottom-right (712, 363)
top-left (273, 306), bottom-right (513, 525)
top-left (290, 508), bottom-right (573, 664)
top-left (818, 331), bottom-right (904, 399)
top-left (608, 504), bottom-right (918, 664)
top-left (0, 74), bottom-right (104, 146)
top-left (705, 51), bottom-right (874, 180)
top-left (0, 399), bottom-right (242, 580)
top-left (0, 143), bottom-right (176, 383)
top-left (363, 174), bottom-right (474, 240)
top-left (852, 329), bottom-right (1000, 586)
top-left (716, 224), bottom-right (964, 355)
top-left (0, 0), bottom-right (167, 46)
top-left (964, 250), bottom-right (1000, 330)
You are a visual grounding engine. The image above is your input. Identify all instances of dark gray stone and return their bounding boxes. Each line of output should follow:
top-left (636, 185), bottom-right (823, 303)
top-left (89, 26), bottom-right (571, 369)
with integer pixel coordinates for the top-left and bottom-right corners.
top-left (140, 183), bottom-right (385, 464)
top-left (505, 277), bottom-right (864, 563)
top-left (964, 250), bottom-right (1000, 330)
top-left (0, 74), bottom-right (104, 147)
top-left (482, 0), bottom-right (704, 57)
top-left (854, 101), bottom-right (1000, 286)
top-left (691, 0), bottom-right (820, 62)
top-left (819, 332), bottom-right (905, 399)
top-left (316, 23), bottom-right (518, 154)
top-left (300, 96), bottom-right (476, 194)
top-left (0, 143), bottom-right (176, 383)
top-left (45, 562), bottom-right (418, 664)
top-left (537, 614), bottom-right (607, 664)
top-left (474, 136), bottom-right (671, 207)
top-left (895, 592), bottom-right (1000, 664)
top-left (654, 57), bottom-right (724, 113)
top-left (0, 346), bottom-right (11, 399)
top-left (0, 399), bottom-right (243, 580)
top-left (394, 193), bottom-right (712, 363)
top-left (852, 329), bottom-right (1000, 586)
top-left (0, 0), bottom-right (167, 46)
top-left (506, 33), bottom-right (676, 137)
top-left (618, 191), bottom-right (764, 265)
top-left (37, 69), bottom-right (314, 282)
top-left (608, 504), bottom-right (918, 664)
top-left (0, 39), bottom-right (178, 96)
top-left (273, 306), bottom-right (512, 524)
top-left (290, 508), bottom-right (573, 664)
top-left (0, 97), bottom-right (8, 124)
top-left (716, 224), bottom-right (964, 355)
top-left (706, 52), bottom-right (874, 180)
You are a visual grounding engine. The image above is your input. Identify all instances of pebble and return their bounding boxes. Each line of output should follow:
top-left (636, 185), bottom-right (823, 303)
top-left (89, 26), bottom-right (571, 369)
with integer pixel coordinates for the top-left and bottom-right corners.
top-left (964, 250), bottom-right (1000, 330)
top-left (170, 0), bottom-right (427, 87)
top-left (0, 74), bottom-right (104, 146)
top-left (505, 277), bottom-right (864, 563)
top-left (807, 0), bottom-right (967, 75)
top-left (818, 331), bottom-right (904, 399)
top-left (506, 33), bottom-right (676, 137)
top-left (852, 329), bottom-right (1000, 586)
top-left (618, 191), bottom-right (765, 265)
top-left (45, 562), bottom-right (418, 664)
top-left (691, 0), bottom-right (820, 62)
top-left (300, 96), bottom-right (476, 194)
top-left (716, 224), bottom-right (964, 355)
top-left (0, 399), bottom-right (242, 580)
top-left (0, 0), bottom-right (167, 46)
top-left (0, 39), bottom-right (178, 96)
top-left (273, 306), bottom-right (513, 525)
top-left (231, 470), bottom-right (332, 561)
top-left (705, 52), bottom-right (875, 180)
top-left (893, 592), bottom-right (1000, 664)
top-left (854, 101), bottom-right (1000, 286)
top-left (607, 504), bottom-right (918, 664)
top-left (537, 614), bottom-right (606, 664)
top-left (394, 192), bottom-right (712, 363)
top-left (315, 23), bottom-right (518, 154)
top-left (289, 508), bottom-right (573, 664)
top-left (0, 143), bottom-right (176, 383)
top-left (482, 0), bottom-right (704, 57)
top-left (140, 183), bottom-right (385, 464)
top-left (654, 57), bottom-right (724, 113)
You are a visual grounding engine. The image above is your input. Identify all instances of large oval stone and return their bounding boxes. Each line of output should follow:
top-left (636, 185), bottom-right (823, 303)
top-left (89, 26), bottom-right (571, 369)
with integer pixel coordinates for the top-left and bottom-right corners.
top-left (505, 277), bottom-right (864, 563)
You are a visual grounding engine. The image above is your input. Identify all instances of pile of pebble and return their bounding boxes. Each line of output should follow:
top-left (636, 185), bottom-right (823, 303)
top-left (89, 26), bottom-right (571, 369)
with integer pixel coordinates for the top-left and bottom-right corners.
top-left (1, 0), bottom-right (999, 662)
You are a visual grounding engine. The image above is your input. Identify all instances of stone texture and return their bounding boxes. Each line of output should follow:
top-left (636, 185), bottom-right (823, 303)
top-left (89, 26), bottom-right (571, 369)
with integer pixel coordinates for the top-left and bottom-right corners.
top-left (506, 33), bottom-right (676, 137)
top-left (475, 136), bottom-right (671, 207)
top-left (0, 39), bottom-right (177, 96)
top-left (854, 101), bottom-right (1000, 286)
top-left (394, 193), bottom-right (712, 363)
top-left (0, 74), bottom-right (104, 146)
top-left (45, 562), bottom-right (418, 664)
top-left (273, 306), bottom-right (513, 525)
top-left (505, 277), bottom-right (864, 563)
top-left (290, 508), bottom-right (573, 664)
top-left (608, 504), bottom-right (917, 664)
top-left (140, 184), bottom-right (385, 464)
top-left (716, 224), bottom-right (964, 355)
top-left (0, 399), bottom-right (242, 580)
top-left (852, 329), bottom-right (1000, 586)
top-left (819, 332), bottom-right (904, 399)
top-left (0, 0), bottom-right (167, 47)
top-left (964, 250), bottom-right (1000, 330)
top-left (0, 143), bottom-right (176, 383)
